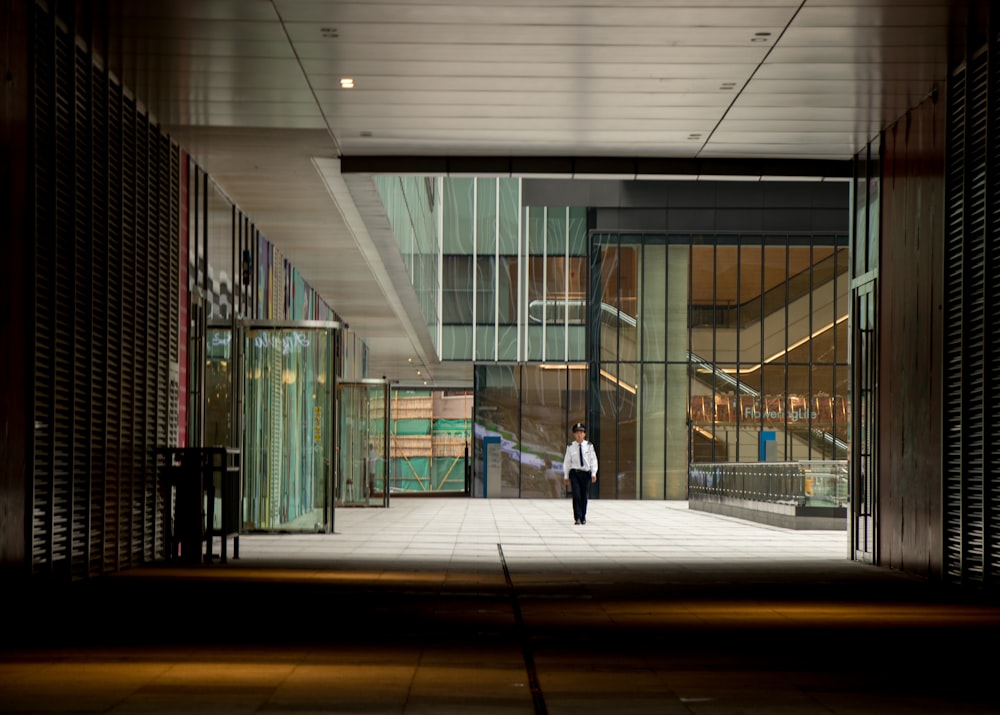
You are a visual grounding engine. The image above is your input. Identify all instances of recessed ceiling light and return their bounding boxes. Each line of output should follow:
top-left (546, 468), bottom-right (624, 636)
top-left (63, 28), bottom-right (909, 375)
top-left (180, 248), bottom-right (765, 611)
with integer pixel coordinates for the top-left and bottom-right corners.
top-left (340, 78), bottom-right (355, 89)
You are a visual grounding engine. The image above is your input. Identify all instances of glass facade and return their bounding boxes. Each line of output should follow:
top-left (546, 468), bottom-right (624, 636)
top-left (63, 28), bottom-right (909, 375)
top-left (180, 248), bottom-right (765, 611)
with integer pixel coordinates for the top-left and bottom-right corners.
top-left (375, 176), bottom-right (440, 347)
top-left (422, 177), bottom-right (852, 500)
top-left (594, 233), bottom-right (849, 499)
top-left (439, 178), bottom-right (588, 362)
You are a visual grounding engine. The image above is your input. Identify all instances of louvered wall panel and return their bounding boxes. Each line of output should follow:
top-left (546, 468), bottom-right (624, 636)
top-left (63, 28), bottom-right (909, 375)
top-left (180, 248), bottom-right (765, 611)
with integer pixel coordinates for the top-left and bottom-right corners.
top-left (30, 2), bottom-right (179, 577)
top-left (965, 50), bottom-right (988, 583)
top-left (944, 38), bottom-right (1000, 587)
top-left (31, 10), bottom-right (56, 574)
top-left (105, 80), bottom-right (123, 573)
top-left (989, 39), bottom-right (1000, 581)
top-left (943, 64), bottom-right (966, 582)
top-left (50, 17), bottom-right (73, 573)
top-left (71, 44), bottom-right (92, 578)
top-left (89, 64), bottom-right (109, 577)
top-left (120, 94), bottom-right (138, 569)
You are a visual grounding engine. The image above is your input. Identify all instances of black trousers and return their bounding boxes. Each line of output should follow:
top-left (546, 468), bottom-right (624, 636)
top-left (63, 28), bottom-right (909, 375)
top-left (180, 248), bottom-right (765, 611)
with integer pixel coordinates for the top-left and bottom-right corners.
top-left (568, 469), bottom-right (591, 521)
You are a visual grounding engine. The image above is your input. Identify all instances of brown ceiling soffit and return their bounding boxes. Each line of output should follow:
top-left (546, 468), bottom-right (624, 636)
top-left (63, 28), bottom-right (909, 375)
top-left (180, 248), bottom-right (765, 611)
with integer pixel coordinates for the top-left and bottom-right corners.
top-left (338, 156), bottom-right (853, 180)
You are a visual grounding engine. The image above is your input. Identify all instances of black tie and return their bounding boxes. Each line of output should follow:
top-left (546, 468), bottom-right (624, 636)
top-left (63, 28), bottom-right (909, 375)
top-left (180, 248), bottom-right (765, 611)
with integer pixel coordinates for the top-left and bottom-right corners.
top-left (579, 443), bottom-right (584, 468)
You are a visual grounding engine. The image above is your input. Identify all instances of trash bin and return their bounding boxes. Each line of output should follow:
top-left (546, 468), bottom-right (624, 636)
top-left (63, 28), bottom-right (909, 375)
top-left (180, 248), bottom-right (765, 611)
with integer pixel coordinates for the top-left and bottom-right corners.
top-left (156, 447), bottom-right (242, 564)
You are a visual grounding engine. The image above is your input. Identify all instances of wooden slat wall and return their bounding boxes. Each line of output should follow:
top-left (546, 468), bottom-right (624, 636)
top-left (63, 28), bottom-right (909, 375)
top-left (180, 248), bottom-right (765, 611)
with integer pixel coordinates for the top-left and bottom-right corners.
top-left (878, 93), bottom-right (946, 578)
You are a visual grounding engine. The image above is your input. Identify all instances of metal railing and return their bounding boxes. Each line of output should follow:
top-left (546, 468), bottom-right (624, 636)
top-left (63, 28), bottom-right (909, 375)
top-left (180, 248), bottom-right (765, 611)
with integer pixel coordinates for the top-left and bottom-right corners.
top-left (688, 460), bottom-right (848, 508)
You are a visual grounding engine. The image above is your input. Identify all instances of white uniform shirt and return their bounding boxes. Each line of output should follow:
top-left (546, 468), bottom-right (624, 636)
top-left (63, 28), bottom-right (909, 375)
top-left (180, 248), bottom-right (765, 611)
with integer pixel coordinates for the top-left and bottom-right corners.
top-left (563, 439), bottom-right (598, 478)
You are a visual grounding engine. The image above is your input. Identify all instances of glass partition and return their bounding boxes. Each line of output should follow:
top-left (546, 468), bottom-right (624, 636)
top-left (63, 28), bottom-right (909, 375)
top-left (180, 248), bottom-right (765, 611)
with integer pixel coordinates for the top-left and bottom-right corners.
top-left (242, 325), bottom-right (335, 531)
top-left (337, 380), bottom-right (389, 507)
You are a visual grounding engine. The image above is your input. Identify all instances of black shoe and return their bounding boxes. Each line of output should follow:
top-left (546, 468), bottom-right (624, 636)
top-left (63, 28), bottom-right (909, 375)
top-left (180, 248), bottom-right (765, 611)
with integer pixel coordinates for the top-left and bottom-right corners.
top-left (580, 519), bottom-right (586, 525)
top-left (574, 519), bottom-right (581, 525)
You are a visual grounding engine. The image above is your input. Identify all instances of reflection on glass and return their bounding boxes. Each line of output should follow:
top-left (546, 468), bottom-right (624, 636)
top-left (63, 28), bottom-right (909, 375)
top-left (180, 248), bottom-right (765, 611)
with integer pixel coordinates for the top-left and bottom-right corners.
top-left (243, 328), bottom-right (331, 530)
top-left (338, 383), bottom-right (386, 506)
top-left (474, 364), bottom-right (587, 499)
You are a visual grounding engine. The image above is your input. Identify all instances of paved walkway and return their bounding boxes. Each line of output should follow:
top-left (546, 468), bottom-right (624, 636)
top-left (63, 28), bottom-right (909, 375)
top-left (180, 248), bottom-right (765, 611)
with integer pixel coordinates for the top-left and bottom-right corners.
top-left (3, 499), bottom-right (999, 714)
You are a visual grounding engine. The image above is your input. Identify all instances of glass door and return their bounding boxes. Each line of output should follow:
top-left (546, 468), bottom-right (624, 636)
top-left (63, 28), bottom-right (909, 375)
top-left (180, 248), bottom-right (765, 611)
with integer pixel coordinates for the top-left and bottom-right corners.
top-left (240, 322), bottom-right (336, 531)
top-left (337, 380), bottom-right (389, 507)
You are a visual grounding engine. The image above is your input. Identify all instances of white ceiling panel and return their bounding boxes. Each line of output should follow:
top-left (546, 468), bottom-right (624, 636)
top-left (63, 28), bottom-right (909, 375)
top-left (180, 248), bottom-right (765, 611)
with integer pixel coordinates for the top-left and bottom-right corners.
top-left (100, 0), bottom-right (956, 386)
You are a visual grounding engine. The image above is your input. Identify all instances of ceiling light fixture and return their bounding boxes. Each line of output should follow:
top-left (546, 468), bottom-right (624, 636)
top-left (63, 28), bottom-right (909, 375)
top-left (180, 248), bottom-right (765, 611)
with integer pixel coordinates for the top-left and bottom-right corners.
top-left (340, 78), bottom-right (355, 89)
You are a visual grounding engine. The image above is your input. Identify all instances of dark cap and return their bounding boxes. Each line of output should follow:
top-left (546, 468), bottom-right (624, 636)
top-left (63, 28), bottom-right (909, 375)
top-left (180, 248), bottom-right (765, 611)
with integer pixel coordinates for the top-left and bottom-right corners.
top-left (572, 422), bottom-right (586, 432)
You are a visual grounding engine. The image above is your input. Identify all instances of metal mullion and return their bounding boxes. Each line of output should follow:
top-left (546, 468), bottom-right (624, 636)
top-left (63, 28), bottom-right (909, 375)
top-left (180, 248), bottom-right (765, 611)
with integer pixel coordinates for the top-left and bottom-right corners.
top-left (541, 207), bottom-right (548, 362)
top-left (784, 235), bottom-right (790, 461)
top-left (734, 238), bottom-right (743, 462)
top-left (471, 180), bottom-right (477, 360)
top-left (564, 207), bottom-right (570, 363)
top-left (495, 182), bottom-right (500, 362)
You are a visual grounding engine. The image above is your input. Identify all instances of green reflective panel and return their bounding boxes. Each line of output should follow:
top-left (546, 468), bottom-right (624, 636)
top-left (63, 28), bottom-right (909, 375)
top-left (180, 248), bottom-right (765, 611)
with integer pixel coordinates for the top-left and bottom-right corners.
top-left (568, 206), bottom-right (588, 256)
top-left (337, 382), bottom-right (387, 506)
top-left (476, 325), bottom-right (496, 361)
top-left (441, 325), bottom-right (473, 360)
top-left (243, 328), bottom-right (332, 531)
top-left (547, 207), bottom-right (567, 256)
top-left (477, 178), bottom-right (497, 254)
top-left (497, 326), bottom-right (518, 361)
top-left (443, 178), bottom-right (475, 254)
top-left (499, 179), bottom-right (520, 255)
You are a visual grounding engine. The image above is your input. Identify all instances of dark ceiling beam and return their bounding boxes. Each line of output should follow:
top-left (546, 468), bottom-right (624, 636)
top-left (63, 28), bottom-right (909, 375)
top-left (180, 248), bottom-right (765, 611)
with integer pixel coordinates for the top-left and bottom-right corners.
top-left (339, 155), bottom-right (853, 180)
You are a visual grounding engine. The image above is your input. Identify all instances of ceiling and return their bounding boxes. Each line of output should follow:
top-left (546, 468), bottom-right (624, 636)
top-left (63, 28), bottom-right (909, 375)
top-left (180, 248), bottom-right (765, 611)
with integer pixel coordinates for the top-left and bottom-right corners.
top-left (100, 0), bottom-right (957, 387)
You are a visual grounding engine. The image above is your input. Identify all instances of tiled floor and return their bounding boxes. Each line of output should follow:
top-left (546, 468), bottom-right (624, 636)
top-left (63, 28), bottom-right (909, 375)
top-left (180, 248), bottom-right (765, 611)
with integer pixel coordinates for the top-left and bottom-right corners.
top-left (4, 499), bottom-right (1000, 714)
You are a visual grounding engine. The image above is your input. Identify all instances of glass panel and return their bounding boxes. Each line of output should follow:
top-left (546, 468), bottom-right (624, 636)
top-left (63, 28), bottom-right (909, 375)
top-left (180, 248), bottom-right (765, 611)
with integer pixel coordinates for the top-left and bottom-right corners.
top-left (641, 244), bottom-right (666, 362)
top-left (243, 327), bottom-right (333, 530)
top-left (786, 364), bottom-right (811, 460)
top-left (477, 178), bottom-right (497, 255)
top-left (640, 363), bottom-right (665, 498)
top-left (498, 178), bottom-right (520, 255)
top-left (567, 325), bottom-right (585, 361)
top-left (597, 372), bottom-right (619, 499)
top-left (440, 325), bottom-right (473, 361)
top-left (547, 207), bottom-right (567, 256)
top-left (442, 255), bottom-right (472, 324)
top-left (475, 256), bottom-right (496, 324)
top-left (619, 247), bottom-right (638, 363)
top-left (520, 366), bottom-right (571, 498)
top-left (205, 328), bottom-right (234, 447)
top-left (738, 241), bottom-right (763, 366)
top-left (497, 326), bottom-right (518, 361)
top-left (207, 185), bottom-right (233, 321)
top-left (688, 245), bottom-right (716, 369)
top-left (474, 364), bottom-right (519, 497)
top-left (338, 382), bottom-right (387, 506)
top-left (598, 244), bottom-right (620, 364)
top-left (526, 325), bottom-right (544, 361)
top-left (443, 178), bottom-right (474, 254)
top-left (389, 389), bottom-right (432, 494)
top-left (498, 256), bottom-right (517, 325)
top-left (476, 325), bottom-right (496, 361)
top-left (568, 206), bottom-right (587, 256)
top-left (761, 363), bottom-right (787, 461)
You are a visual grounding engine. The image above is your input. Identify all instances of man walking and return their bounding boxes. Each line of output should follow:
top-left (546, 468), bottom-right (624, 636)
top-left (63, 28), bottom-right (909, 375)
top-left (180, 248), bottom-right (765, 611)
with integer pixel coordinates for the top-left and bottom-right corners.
top-left (563, 422), bottom-right (598, 524)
